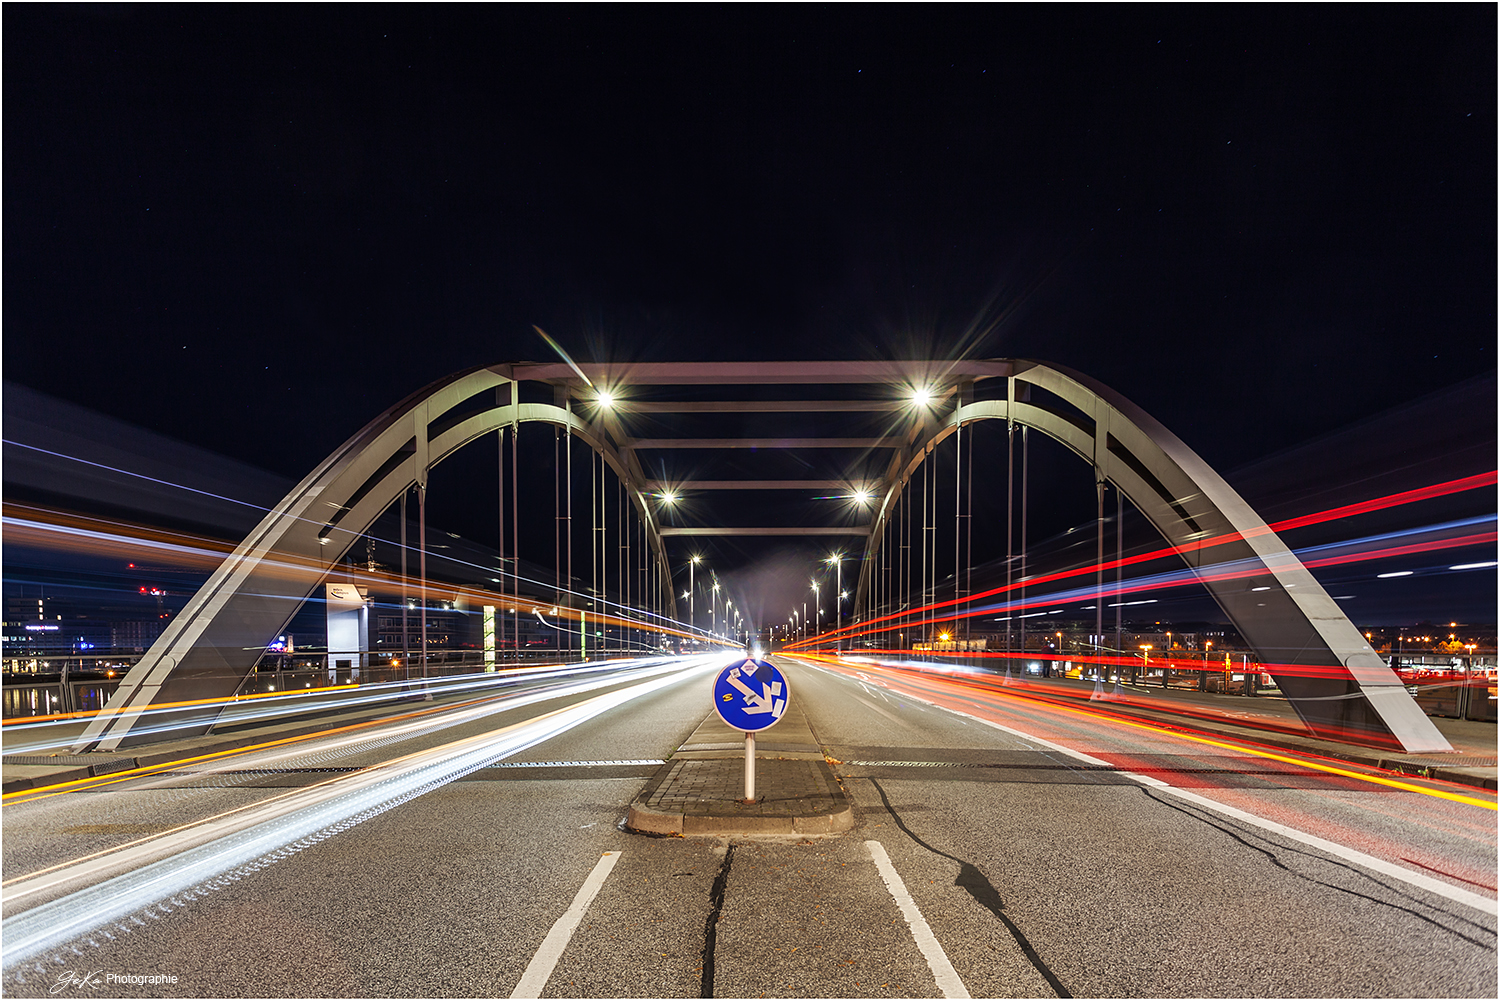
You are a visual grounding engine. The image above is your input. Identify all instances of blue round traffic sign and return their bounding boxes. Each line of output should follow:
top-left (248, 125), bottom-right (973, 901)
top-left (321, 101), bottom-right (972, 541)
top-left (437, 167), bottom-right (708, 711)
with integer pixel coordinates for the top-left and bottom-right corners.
top-left (712, 659), bottom-right (790, 732)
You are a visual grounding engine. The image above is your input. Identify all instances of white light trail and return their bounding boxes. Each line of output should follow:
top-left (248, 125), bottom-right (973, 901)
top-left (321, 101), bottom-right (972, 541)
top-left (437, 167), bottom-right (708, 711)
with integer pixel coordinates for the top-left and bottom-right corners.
top-left (1, 658), bottom-right (718, 972)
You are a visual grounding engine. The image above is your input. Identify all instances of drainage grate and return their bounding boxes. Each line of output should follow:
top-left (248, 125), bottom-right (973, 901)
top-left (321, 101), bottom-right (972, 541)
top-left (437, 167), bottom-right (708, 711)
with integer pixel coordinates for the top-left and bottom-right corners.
top-left (1387, 756), bottom-right (1497, 768)
top-left (486, 759), bottom-right (666, 768)
top-left (845, 760), bottom-right (1116, 770)
top-left (3, 755), bottom-right (129, 767)
top-left (156, 774), bottom-right (367, 780)
top-left (847, 760), bottom-right (978, 768)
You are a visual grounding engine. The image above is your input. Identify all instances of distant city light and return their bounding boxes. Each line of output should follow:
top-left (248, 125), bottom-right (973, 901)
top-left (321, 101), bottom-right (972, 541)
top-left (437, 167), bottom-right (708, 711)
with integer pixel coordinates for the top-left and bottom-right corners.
top-left (1377, 571), bottom-right (1414, 578)
top-left (1449, 561), bottom-right (1497, 571)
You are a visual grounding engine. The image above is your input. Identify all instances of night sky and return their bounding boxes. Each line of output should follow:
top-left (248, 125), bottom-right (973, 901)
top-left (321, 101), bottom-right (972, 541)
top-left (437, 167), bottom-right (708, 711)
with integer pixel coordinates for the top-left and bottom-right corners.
top-left (5, 6), bottom-right (1495, 626)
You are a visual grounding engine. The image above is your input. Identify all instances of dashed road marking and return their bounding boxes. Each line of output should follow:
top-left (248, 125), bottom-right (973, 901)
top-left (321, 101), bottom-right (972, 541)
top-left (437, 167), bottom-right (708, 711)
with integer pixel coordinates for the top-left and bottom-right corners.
top-left (511, 851), bottom-right (622, 998)
top-left (866, 840), bottom-right (970, 999)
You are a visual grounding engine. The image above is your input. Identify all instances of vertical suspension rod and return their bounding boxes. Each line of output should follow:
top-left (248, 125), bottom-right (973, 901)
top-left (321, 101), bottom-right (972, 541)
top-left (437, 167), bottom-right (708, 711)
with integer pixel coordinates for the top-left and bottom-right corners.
top-left (566, 418), bottom-right (573, 661)
top-left (419, 483), bottom-right (427, 681)
top-left (1006, 422), bottom-right (1014, 654)
top-left (498, 425), bottom-right (506, 658)
top-left (1096, 475), bottom-right (1106, 669)
top-left (1117, 487), bottom-right (1124, 681)
top-left (400, 489), bottom-right (408, 681)
top-left (1020, 425), bottom-right (1029, 660)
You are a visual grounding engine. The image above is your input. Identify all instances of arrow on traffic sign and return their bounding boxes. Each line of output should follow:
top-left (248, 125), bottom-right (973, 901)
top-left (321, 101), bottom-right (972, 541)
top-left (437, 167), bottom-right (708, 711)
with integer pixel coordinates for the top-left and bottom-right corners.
top-left (727, 669), bottom-right (784, 716)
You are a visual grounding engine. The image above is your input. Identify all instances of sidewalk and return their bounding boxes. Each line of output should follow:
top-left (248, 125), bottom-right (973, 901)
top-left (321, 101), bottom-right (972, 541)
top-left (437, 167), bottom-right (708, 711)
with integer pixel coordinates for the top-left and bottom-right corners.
top-left (625, 695), bottom-right (854, 837)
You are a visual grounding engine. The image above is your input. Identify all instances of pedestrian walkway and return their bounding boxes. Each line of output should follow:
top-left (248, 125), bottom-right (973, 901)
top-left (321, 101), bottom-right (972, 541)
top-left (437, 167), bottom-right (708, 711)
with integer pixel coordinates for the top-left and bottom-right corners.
top-left (625, 691), bottom-right (853, 837)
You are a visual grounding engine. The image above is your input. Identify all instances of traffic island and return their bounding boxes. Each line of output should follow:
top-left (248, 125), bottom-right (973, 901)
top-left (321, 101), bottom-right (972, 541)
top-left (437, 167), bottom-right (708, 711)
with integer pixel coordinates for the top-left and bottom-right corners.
top-left (625, 684), bottom-right (854, 837)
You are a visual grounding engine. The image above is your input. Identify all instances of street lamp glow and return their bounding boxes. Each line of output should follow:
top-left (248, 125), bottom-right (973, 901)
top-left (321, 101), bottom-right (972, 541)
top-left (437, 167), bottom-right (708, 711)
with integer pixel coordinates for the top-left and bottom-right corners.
top-left (661, 491), bottom-right (678, 505)
top-left (911, 386), bottom-right (933, 407)
top-left (596, 390), bottom-right (615, 409)
top-left (852, 488), bottom-right (871, 505)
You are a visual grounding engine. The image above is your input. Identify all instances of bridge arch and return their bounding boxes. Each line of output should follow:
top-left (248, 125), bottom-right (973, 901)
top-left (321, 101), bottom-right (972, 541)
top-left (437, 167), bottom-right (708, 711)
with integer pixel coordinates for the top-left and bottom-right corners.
top-left (76, 363), bottom-right (672, 751)
top-left (76, 358), bottom-right (1449, 754)
top-left (853, 360), bottom-right (1450, 753)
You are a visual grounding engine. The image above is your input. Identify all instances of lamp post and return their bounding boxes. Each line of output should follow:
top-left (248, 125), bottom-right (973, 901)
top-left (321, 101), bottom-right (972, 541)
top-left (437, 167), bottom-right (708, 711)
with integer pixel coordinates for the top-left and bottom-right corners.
top-left (825, 553), bottom-right (845, 652)
top-left (712, 580), bottom-right (721, 641)
top-left (810, 580), bottom-right (820, 643)
top-left (688, 555), bottom-right (701, 641)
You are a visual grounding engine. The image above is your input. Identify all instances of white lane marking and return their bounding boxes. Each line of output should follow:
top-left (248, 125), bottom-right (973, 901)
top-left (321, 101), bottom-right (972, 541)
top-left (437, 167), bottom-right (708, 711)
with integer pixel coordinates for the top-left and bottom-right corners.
top-left (832, 666), bottom-right (1499, 918)
top-left (511, 851), bottom-right (622, 999)
top-left (2, 665), bottom-right (717, 971)
top-left (949, 710), bottom-right (1499, 916)
top-left (866, 840), bottom-right (970, 999)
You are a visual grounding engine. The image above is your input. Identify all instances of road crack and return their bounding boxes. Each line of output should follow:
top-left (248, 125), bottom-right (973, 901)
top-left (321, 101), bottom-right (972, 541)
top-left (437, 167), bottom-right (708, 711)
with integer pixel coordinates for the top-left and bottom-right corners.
top-left (700, 843), bottom-right (734, 998)
top-left (869, 779), bottom-right (1070, 997)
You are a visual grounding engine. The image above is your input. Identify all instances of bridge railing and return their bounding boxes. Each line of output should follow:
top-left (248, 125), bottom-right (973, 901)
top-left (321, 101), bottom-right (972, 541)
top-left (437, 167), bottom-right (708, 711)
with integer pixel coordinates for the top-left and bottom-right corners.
top-left (1392, 655), bottom-right (1498, 722)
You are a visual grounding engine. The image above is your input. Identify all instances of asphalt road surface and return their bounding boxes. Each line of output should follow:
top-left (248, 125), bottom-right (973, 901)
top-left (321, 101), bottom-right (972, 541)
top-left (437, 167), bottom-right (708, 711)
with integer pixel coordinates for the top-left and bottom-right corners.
top-left (3, 654), bottom-right (1494, 998)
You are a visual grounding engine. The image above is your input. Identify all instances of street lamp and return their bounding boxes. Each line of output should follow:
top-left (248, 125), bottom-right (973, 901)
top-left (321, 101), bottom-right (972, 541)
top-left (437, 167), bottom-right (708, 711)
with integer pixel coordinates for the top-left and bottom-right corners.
top-left (825, 553), bottom-right (845, 652)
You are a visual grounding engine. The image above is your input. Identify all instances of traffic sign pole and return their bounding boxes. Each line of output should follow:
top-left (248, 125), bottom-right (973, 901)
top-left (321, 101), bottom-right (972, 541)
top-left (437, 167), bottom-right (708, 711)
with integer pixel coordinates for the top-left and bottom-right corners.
top-left (745, 732), bottom-right (756, 803)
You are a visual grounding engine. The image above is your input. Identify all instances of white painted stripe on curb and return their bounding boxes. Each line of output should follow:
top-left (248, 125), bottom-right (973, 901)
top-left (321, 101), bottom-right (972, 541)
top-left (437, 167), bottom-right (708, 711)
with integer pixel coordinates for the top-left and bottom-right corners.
top-left (866, 840), bottom-right (970, 999)
top-left (510, 851), bottom-right (622, 999)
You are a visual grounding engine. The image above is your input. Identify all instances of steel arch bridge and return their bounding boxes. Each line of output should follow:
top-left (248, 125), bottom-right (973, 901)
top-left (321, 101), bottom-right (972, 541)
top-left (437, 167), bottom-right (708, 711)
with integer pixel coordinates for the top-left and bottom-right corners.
top-left (75, 359), bottom-right (1451, 754)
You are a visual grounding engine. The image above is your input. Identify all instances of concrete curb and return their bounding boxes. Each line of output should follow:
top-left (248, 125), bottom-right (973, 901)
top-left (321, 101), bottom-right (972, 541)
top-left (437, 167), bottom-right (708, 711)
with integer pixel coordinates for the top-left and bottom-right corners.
top-left (624, 759), bottom-right (852, 840)
top-left (625, 757), bottom-right (855, 837)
